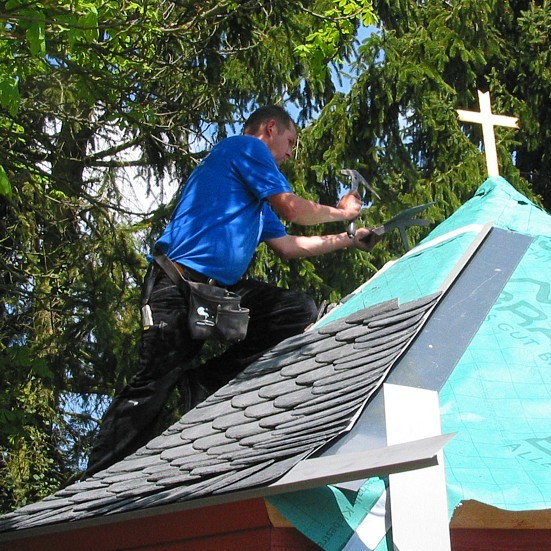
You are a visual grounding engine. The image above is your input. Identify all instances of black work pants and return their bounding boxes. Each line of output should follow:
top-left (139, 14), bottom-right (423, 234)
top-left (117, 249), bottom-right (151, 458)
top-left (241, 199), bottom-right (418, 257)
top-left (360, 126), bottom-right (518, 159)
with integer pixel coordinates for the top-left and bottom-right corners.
top-left (84, 269), bottom-right (318, 477)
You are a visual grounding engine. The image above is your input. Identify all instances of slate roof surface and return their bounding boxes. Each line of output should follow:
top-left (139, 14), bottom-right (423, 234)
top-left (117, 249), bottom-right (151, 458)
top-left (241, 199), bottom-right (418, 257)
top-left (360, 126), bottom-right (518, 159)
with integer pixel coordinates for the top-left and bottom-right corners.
top-left (0, 292), bottom-right (441, 533)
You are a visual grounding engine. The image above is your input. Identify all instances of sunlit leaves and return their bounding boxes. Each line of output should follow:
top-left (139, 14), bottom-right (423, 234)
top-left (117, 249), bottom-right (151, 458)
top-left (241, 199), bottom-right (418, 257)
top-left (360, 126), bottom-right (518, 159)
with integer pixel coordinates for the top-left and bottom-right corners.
top-left (0, 75), bottom-right (19, 116)
top-left (295, 0), bottom-right (376, 81)
top-left (72, 6), bottom-right (99, 45)
top-left (27, 13), bottom-right (46, 56)
top-left (0, 165), bottom-right (11, 195)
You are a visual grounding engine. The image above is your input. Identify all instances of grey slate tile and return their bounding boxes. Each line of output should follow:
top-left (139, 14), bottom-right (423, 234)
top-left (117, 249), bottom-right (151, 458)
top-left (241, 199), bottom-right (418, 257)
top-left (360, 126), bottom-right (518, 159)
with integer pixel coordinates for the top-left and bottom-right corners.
top-left (102, 452), bottom-right (163, 474)
top-left (214, 367), bottom-right (284, 397)
top-left (230, 388), bottom-right (269, 408)
top-left (205, 440), bottom-right (247, 457)
top-left (190, 462), bottom-right (240, 477)
top-left (262, 329), bottom-right (327, 356)
top-left (270, 418), bottom-right (350, 441)
top-left (215, 455), bottom-right (307, 494)
top-left (74, 496), bottom-right (143, 516)
top-left (276, 398), bottom-right (364, 431)
top-left (225, 420), bottom-right (268, 440)
top-left (237, 350), bottom-right (301, 375)
top-left (151, 470), bottom-right (204, 488)
top-left (334, 323), bottom-right (373, 342)
top-left (367, 311), bottom-right (424, 330)
top-left (192, 432), bottom-right (236, 452)
top-left (332, 348), bottom-right (401, 370)
top-left (311, 366), bottom-right (387, 394)
top-left (52, 486), bottom-right (87, 499)
top-left (314, 343), bottom-right (354, 364)
top-left (169, 451), bottom-right (222, 469)
top-left (229, 444), bottom-right (311, 465)
top-left (72, 494), bottom-right (123, 513)
top-left (300, 383), bottom-right (378, 414)
top-left (257, 408), bottom-right (304, 429)
top-left (366, 294), bottom-right (437, 323)
top-left (160, 443), bottom-right (198, 462)
top-left (352, 330), bottom-right (412, 353)
top-left (121, 484), bottom-right (203, 510)
top-left (279, 356), bottom-right (329, 377)
top-left (143, 462), bottom-right (181, 478)
top-left (144, 464), bottom-right (190, 482)
top-left (317, 318), bottom-right (352, 335)
top-left (146, 466), bottom-right (201, 485)
top-left (299, 336), bottom-right (343, 357)
top-left (211, 409), bottom-right (251, 430)
top-left (257, 377), bottom-right (303, 399)
top-left (178, 421), bottom-right (219, 441)
top-left (294, 362), bottom-right (340, 385)
top-left (13, 506), bottom-right (77, 528)
top-left (370, 308), bottom-right (427, 327)
top-left (5, 497), bottom-right (73, 515)
top-left (357, 315), bottom-right (423, 342)
top-left (107, 476), bottom-right (153, 495)
top-left (344, 299), bottom-right (399, 324)
top-left (240, 433), bottom-right (329, 456)
top-left (244, 399), bottom-right (287, 420)
top-left (274, 386), bottom-right (319, 409)
top-left (113, 484), bottom-right (163, 500)
top-left (101, 469), bottom-right (159, 486)
top-left (254, 426), bottom-right (347, 450)
top-left (146, 431), bottom-right (190, 451)
top-left (68, 487), bottom-right (115, 504)
top-left (176, 473), bottom-right (235, 500)
top-left (176, 397), bottom-right (237, 424)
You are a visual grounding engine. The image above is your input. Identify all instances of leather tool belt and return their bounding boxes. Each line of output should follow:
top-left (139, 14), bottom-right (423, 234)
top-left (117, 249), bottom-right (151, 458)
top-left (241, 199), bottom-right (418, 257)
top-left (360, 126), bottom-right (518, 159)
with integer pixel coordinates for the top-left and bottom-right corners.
top-left (172, 262), bottom-right (220, 287)
top-left (151, 252), bottom-right (249, 342)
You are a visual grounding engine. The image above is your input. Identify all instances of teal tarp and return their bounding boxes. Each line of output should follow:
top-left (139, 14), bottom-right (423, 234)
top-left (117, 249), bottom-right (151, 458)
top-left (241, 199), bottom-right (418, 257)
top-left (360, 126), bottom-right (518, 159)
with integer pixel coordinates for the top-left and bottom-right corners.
top-left (269, 177), bottom-right (551, 550)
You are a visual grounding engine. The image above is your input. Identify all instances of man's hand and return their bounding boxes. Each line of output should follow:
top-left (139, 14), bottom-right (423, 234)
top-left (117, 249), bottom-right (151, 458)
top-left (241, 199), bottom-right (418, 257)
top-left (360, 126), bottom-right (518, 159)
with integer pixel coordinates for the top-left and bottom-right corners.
top-left (337, 191), bottom-right (362, 221)
top-left (352, 227), bottom-right (381, 252)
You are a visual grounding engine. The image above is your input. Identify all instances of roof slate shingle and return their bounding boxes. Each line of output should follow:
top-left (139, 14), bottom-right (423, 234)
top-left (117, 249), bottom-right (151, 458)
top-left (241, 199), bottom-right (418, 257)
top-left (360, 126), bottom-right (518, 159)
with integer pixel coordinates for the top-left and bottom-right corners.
top-left (0, 292), bottom-right (441, 533)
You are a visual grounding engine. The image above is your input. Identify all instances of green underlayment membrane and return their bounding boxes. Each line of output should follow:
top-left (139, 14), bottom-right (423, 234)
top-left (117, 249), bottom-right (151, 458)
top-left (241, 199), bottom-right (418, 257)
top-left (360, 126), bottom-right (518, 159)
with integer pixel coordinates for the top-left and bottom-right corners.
top-left (268, 177), bottom-right (551, 550)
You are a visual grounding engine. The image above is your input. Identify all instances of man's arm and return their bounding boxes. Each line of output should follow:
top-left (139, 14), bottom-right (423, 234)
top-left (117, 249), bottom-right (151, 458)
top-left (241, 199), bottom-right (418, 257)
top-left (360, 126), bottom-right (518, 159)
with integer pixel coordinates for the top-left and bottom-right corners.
top-left (269, 191), bottom-right (362, 226)
top-left (265, 227), bottom-right (380, 260)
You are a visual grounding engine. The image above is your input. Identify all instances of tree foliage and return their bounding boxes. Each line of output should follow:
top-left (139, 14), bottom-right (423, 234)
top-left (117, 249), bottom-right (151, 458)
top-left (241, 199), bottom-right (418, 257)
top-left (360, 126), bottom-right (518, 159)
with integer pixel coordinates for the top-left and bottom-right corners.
top-left (1, 0), bottom-right (549, 513)
top-left (0, 0), bottom-right (375, 512)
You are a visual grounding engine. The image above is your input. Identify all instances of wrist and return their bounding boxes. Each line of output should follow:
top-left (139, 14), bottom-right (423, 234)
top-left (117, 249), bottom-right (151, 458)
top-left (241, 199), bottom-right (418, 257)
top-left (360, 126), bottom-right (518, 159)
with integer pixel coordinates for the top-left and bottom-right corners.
top-left (343, 232), bottom-right (355, 249)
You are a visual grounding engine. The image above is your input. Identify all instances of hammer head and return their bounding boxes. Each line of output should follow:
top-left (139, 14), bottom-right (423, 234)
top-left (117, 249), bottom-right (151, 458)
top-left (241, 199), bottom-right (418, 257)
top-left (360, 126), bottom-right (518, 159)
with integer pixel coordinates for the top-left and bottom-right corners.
top-left (340, 169), bottom-right (381, 201)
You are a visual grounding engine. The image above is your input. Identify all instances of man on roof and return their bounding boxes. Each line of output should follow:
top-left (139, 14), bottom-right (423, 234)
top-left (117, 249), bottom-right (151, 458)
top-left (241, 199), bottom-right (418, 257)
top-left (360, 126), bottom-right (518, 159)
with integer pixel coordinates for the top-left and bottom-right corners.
top-left (84, 105), bottom-right (379, 477)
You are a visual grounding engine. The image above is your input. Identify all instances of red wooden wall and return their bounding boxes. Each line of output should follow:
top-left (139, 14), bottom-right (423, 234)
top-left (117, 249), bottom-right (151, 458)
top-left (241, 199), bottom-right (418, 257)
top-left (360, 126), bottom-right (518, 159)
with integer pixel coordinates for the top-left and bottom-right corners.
top-left (5, 498), bottom-right (321, 551)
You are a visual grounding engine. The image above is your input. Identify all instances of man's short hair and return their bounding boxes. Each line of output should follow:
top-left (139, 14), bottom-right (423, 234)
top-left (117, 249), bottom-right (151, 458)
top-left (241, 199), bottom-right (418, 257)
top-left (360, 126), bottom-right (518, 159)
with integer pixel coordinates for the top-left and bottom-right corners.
top-left (243, 105), bottom-right (295, 135)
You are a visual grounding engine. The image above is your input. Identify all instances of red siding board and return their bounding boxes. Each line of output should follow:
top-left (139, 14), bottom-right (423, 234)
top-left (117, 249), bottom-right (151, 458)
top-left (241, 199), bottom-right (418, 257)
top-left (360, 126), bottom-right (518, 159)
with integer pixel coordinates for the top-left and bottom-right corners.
top-left (5, 499), bottom-right (322, 551)
top-left (156, 526), bottom-right (274, 551)
top-left (270, 527), bottom-right (323, 550)
top-left (450, 528), bottom-right (551, 551)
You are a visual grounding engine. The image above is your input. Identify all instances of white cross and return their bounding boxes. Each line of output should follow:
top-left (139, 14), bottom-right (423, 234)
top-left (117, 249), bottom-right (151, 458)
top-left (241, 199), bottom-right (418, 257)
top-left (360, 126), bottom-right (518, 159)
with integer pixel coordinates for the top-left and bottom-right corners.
top-left (457, 90), bottom-right (519, 177)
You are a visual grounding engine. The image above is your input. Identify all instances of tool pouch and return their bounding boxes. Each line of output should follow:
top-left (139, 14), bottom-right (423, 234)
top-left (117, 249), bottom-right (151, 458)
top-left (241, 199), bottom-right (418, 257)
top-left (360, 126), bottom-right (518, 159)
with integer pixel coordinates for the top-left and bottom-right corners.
top-left (187, 280), bottom-right (249, 342)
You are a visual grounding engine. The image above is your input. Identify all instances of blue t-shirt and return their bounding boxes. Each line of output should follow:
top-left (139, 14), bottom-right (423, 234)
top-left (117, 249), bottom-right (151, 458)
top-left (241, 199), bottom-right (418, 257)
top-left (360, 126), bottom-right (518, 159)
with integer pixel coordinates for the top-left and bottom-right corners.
top-left (154, 135), bottom-right (291, 285)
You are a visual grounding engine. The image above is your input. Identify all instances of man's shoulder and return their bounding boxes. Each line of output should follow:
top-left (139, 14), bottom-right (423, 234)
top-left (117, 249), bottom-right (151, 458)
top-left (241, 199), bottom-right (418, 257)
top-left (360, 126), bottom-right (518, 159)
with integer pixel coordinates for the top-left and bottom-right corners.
top-left (216, 134), bottom-right (268, 154)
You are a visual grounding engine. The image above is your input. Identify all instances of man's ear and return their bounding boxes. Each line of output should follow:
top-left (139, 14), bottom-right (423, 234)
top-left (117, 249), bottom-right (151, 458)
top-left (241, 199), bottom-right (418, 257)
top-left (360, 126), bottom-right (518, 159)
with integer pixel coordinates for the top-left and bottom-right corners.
top-left (265, 119), bottom-right (278, 136)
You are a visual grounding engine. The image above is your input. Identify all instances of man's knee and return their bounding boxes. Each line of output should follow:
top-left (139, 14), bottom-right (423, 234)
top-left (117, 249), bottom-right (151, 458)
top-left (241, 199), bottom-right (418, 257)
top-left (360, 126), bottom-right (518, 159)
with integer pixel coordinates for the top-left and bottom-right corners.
top-left (292, 291), bottom-right (319, 327)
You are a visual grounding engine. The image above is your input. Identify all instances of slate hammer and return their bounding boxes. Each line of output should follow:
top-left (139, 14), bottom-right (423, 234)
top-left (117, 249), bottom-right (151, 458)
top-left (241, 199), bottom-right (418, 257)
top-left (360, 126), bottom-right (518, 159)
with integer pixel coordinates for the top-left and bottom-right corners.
top-left (340, 169), bottom-right (381, 238)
